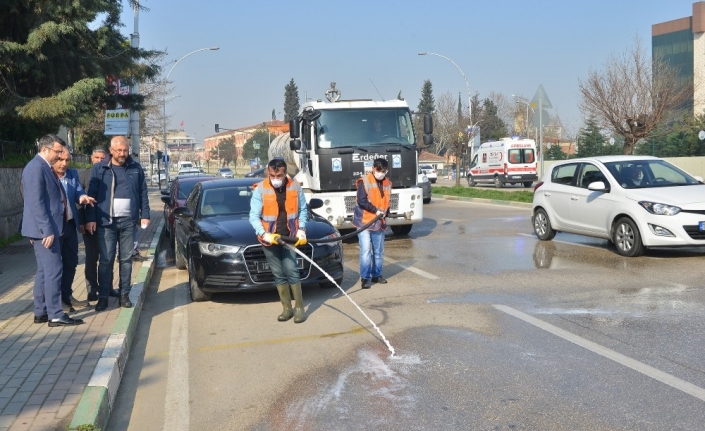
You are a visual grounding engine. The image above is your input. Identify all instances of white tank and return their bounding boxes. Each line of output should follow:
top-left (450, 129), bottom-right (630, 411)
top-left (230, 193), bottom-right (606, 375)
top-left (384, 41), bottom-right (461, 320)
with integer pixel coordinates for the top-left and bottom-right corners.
top-left (267, 132), bottom-right (301, 175)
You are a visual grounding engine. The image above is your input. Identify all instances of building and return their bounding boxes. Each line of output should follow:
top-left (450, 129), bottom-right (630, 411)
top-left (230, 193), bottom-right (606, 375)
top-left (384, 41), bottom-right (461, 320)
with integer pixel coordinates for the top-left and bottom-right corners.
top-left (140, 130), bottom-right (201, 169)
top-left (203, 120), bottom-right (288, 167)
top-left (652, 1), bottom-right (705, 115)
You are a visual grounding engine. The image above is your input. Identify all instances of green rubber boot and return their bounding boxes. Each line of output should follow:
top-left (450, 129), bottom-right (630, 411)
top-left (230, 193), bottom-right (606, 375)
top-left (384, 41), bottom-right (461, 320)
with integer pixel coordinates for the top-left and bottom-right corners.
top-left (276, 284), bottom-right (293, 322)
top-left (291, 282), bottom-right (307, 323)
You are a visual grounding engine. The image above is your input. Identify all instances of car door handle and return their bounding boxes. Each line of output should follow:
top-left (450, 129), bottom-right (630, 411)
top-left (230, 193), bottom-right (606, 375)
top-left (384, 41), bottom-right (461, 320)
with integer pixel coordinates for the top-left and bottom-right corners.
top-left (571, 196), bottom-right (579, 201)
top-left (543, 192), bottom-right (551, 197)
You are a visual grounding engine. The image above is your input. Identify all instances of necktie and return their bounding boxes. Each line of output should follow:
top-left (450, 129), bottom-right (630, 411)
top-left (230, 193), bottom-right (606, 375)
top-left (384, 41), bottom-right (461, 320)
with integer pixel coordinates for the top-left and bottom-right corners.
top-left (56, 173), bottom-right (69, 222)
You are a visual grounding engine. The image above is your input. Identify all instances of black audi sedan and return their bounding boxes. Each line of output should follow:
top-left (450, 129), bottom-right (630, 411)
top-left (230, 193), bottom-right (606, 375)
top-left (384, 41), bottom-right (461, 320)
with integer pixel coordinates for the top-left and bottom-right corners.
top-left (172, 178), bottom-right (344, 301)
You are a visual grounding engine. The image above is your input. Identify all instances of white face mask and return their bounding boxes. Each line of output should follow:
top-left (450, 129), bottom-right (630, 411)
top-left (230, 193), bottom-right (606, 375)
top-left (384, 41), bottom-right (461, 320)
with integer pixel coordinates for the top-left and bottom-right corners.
top-left (373, 171), bottom-right (386, 181)
top-left (270, 178), bottom-right (284, 188)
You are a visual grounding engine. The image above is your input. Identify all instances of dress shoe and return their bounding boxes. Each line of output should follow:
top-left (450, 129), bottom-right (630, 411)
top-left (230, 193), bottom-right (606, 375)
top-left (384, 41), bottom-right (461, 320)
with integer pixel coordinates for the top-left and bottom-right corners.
top-left (48, 315), bottom-right (84, 327)
top-left (87, 291), bottom-right (98, 302)
top-left (70, 296), bottom-right (89, 307)
top-left (34, 314), bottom-right (48, 324)
top-left (62, 302), bottom-right (76, 313)
top-left (372, 276), bottom-right (388, 284)
top-left (108, 289), bottom-right (121, 298)
top-left (95, 298), bottom-right (109, 312)
top-left (120, 293), bottom-right (133, 308)
top-left (132, 253), bottom-right (147, 262)
top-left (361, 279), bottom-right (372, 289)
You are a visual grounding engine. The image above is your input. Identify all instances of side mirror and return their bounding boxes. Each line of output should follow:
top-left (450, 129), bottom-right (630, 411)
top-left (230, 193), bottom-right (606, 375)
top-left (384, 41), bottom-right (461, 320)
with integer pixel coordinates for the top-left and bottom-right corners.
top-left (289, 118), bottom-right (300, 139)
top-left (587, 181), bottom-right (609, 192)
top-left (160, 190), bottom-right (170, 196)
top-left (423, 113), bottom-right (433, 134)
top-left (173, 207), bottom-right (193, 218)
top-left (160, 196), bottom-right (170, 204)
top-left (309, 198), bottom-right (324, 210)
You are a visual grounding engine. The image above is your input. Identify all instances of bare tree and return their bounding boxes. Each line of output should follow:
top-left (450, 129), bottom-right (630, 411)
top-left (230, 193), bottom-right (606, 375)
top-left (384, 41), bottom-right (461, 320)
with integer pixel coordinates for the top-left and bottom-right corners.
top-left (579, 36), bottom-right (693, 155)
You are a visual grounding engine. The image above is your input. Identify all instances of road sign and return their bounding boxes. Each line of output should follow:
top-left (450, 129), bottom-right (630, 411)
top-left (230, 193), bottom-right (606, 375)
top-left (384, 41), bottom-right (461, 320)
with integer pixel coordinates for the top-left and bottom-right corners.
top-left (253, 142), bottom-right (260, 150)
top-left (162, 154), bottom-right (170, 164)
top-left (531, 84), bottom-right (553, 109)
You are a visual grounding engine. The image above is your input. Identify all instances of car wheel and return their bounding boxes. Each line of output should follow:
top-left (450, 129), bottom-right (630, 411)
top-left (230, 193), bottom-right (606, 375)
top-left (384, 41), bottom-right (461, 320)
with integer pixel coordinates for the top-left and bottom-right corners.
top-left (467, 175), bottom-right (476, 187)
top-left (391, 224), bottom-right (412, 235)
top-left (423, 197), bottom-right (431, 204)
top-left (189, 257), bottom-right (212, 302)
top-left (612, 217), bottom-right (644, 257)
top-left (175, 238), bottom-right (187, 270)
top-left (430, 179), bottom-right (436, 184)
top-left (494, 176), bottom-right (504, 188)
top-left (533, 208), bottom-right (556, 241)
top-left (510, 182), bottom-right (516, 185)
top-left (524, 182), bottom-right (533, 188)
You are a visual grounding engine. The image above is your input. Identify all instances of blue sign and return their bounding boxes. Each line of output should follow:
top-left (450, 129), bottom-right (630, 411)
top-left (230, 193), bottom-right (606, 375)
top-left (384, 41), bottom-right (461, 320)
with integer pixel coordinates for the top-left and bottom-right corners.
top-left (392, 154), bottom-right (401, 168)
top-left (162, 154), bottom-right (170, 163)
top-left (332, 158), bottom-right (342, 172)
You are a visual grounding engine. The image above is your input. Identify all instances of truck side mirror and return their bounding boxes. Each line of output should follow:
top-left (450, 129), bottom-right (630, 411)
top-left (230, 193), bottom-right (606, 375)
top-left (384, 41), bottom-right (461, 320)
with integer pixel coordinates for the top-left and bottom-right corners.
top-left (289, 119), bottom-right (300, 139)
top-left (423, 114), bottom-right (433, 134)
top-left (423, 135), bottom-right (434, 147)
top-left (290, 139), bottom-right (301, 151)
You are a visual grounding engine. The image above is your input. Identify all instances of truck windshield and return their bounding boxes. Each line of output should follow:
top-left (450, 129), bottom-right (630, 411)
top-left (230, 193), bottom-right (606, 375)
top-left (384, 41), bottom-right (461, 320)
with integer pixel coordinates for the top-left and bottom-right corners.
top-left (315, 108), bottom-right (416, 149)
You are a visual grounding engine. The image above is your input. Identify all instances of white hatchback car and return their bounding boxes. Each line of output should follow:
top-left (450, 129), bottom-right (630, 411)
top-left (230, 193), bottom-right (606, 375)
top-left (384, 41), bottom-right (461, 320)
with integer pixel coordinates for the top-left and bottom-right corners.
top-left (532, 156), bottom-right (705, 257)
top-left (419, 164), bottom-right (437, 183)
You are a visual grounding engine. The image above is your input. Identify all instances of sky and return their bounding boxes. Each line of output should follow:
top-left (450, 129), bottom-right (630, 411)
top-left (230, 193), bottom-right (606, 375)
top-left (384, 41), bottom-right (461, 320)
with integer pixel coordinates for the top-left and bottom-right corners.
top-left (119, 0), bottom-right (698, 144)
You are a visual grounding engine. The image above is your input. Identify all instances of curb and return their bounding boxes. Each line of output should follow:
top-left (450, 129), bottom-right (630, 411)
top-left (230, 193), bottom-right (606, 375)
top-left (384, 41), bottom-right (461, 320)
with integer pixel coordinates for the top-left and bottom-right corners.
top-left (435, 194), bottom-right (533, 208)
top-left (68, 220), bottom-right (164, 430)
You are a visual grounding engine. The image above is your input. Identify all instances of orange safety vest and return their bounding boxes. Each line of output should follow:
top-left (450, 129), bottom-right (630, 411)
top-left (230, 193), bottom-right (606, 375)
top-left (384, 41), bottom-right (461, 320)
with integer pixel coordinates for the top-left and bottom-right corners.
top-left (257, 177), bottom-right (300, 244)
top-left (353, 172), bottom-right (391, 230)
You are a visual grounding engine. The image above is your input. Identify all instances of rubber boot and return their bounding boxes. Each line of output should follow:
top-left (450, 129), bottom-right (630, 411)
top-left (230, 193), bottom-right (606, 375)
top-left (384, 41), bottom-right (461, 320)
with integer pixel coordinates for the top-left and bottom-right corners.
top-left (276, 284), bottom-right (294, 321)
top-left (291, 282), bottom-right (307, 323)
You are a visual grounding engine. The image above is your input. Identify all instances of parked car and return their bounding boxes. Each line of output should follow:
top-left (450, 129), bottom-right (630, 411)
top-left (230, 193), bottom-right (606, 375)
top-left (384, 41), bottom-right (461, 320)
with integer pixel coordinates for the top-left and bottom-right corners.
top-left (151, 169), bottom-right (167, 186)
top-left (532, 155), bottom-right (705, 257)
top-left (244, 167), bottom-right (266, 178)
top-left (161, 176), bottom-right (218, 248)
top-left (172, 178), bottom-right (344, 301)
top-left (420, 164), bottom-right (437, 183)
top-left (417, 166), bottom-right (432, 204)
top-left (218, 167), bottom-right (235, 178)
top-left (176, 167), bottom-right (203, 178)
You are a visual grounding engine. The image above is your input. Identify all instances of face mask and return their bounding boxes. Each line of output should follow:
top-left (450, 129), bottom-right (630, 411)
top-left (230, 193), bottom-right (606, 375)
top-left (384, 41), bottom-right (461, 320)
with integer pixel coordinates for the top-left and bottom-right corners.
top-left (373, 171), bottom-right (386, 181)
top-left (270, 178), bottom-right (284, 188)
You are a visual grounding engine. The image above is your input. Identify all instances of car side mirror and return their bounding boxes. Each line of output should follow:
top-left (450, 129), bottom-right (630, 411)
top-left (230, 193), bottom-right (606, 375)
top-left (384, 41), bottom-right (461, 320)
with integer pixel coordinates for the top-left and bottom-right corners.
top-left (587, 181), bottom-right (609, 192)
top-left (160, 190), bottom-right (170, 196)
top-left (173, 207), bottom-right (193, 218)
top-left (160, 196), bottom-right (170, 204)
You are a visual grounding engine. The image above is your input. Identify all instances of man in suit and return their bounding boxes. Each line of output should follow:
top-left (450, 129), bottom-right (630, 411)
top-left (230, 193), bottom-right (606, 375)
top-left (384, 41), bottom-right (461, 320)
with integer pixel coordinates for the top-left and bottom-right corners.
top-left (21, 134), bottom-right (91, 327)
top-left (78, 147), bottom-right (107, 302)
top-left (86, 135), bottom-right (150, 312)
top-left (53, 151), bottom-right (93, 311)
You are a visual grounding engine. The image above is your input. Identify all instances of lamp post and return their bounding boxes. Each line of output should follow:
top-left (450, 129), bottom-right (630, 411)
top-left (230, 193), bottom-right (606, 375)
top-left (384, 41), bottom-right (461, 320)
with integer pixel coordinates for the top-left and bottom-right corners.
top-left (512, 95), bottom-right (534, 139)
top-left (162, 46), bottom-right (219, 183)
top-left (418, 51), bottom-right (472, 179)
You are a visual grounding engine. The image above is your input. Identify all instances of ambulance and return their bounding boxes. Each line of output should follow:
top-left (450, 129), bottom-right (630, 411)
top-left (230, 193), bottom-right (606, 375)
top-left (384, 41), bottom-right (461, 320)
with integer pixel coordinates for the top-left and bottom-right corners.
top-left (465, 138), bottom-right (537, 188)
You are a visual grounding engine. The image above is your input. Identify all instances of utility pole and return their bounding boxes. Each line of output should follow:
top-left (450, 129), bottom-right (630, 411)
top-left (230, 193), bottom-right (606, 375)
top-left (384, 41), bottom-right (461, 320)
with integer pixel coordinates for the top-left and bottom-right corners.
top-left (130, 1), bottom-right (140, 158)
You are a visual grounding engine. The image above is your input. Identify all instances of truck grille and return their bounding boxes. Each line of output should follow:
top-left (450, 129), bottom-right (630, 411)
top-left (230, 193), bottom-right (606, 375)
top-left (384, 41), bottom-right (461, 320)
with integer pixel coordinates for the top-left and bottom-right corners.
top-left (243, 244), bottom-right (314, 283)
top-left (344, 194), bottom-right (399, 214)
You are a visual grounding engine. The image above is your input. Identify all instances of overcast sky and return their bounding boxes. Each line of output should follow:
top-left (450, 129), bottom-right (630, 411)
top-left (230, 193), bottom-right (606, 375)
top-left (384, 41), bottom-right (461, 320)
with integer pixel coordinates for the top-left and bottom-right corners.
top-left (120, 0), bottom-right (697, 143)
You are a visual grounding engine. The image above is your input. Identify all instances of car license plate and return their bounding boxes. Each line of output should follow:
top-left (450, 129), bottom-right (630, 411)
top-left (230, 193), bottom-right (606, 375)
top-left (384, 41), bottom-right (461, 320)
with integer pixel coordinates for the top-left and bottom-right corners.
top-left (512, 175), bottom-right (521, 179)
top-left (257, 259), bottom-right (304, 272)
top-left (700, 221), bottom-right (705, 232)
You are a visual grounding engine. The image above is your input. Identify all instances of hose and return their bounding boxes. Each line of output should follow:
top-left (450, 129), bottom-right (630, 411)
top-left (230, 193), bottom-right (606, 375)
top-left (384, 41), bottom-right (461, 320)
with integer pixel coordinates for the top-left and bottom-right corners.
top-left (276, 213), bottom-right (384, 244)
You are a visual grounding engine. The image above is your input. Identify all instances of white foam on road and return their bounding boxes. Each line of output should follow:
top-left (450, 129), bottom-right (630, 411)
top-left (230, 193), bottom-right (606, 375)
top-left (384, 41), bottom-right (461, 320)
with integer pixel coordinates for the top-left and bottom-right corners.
top-left (163, 282), bottom-right (190, 431)
top-left (494, 304), bottom-right (705, 403)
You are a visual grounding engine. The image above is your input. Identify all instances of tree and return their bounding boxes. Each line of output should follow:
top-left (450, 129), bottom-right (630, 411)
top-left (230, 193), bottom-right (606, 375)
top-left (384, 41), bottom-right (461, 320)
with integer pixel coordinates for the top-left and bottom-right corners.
top-left (575, 117), bottom-right (605, 158)
top-left (209, 137), bottom-right (235, 167)
top-left (545, 142), bottom-right (565, 160)
top-left (284, 79), bottom-right (300, 122)
top-left (0, 1), bottom-right (161, 143)
top-left (579, 36), bottom-right (693, 155)
top-left (242, 128), bottom-right (272, 162)
top-left (478, 98), bottom-right (507, 142)
top-left (417, 80), bottom-right (435, 114)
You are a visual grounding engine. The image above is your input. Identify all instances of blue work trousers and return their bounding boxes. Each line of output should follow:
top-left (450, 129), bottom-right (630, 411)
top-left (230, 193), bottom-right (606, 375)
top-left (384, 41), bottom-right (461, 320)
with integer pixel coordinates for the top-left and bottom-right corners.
top-left (97, 217), bottom-right (134, 298)
top-left (358, 228), bottom-right (385, 280)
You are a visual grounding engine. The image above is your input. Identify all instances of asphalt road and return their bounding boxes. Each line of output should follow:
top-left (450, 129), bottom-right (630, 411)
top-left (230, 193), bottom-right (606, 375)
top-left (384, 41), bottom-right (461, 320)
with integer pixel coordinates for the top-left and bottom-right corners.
top-left (109, 199), bottom-right (705, 430)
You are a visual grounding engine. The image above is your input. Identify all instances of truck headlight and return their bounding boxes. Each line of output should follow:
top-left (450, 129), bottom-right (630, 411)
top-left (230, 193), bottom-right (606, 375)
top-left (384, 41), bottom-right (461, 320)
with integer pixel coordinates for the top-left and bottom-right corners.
top-left (638, 201), bottom-right (681, 216)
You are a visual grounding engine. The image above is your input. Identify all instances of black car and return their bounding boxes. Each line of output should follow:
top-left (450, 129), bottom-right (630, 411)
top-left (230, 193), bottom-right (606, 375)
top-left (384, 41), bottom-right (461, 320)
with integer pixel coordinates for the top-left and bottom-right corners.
top-left (172, 178), bottom-right (344, 301)
top-left (244, 167), bottom-right (265, 178)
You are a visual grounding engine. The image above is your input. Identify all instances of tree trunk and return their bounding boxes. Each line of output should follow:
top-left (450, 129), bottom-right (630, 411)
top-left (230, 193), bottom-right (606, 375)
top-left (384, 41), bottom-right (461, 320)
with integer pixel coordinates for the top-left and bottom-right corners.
top-left (622, 136), bottom-right (638, 155)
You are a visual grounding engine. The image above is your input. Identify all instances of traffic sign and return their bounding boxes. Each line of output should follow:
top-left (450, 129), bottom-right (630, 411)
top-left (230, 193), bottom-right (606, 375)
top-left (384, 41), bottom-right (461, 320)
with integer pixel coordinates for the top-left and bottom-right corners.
top-left (253, 141), bottom-right (260, 150)
top-left (162, 154), bottom-right (170, 163)
top-left (531, 84), bottom-right (553, 109)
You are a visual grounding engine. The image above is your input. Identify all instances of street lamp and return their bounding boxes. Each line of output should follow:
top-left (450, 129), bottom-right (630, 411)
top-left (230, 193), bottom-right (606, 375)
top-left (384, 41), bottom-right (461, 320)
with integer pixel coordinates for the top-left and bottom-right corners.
top-left (418, 51), bottom-right (472, 179)
top-left (512, 95), bottom-right (534, 139)
top-left (162, 46), bottom-right (219, 184)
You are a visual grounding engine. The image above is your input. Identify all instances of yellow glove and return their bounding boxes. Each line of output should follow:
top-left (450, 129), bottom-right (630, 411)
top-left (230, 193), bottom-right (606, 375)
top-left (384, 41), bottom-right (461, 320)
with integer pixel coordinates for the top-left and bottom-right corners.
top-left (262, 233), bottom-right (280, 245)
top-left (294, 230), bottom-right (307, 247)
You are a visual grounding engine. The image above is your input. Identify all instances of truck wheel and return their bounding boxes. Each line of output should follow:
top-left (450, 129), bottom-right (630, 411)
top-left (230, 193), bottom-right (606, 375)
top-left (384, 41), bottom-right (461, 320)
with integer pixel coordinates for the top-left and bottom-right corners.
top-left (467, 175), bottom-right (476, 187)
top-left (524, 181), bottom-right (533, 188)
top-left (494, 176), bottom-right (504, 188)
top-left (391, 225), bottom-right (412, 235)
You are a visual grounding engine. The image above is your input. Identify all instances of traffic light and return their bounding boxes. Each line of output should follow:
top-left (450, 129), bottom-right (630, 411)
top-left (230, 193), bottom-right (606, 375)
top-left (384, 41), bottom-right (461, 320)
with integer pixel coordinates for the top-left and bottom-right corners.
top-left (156, 150), bottom-right (163, 160)
top-left (150, 154), bottom-right (155, 164)
top-left (215, 124), bottom-right (219, 133)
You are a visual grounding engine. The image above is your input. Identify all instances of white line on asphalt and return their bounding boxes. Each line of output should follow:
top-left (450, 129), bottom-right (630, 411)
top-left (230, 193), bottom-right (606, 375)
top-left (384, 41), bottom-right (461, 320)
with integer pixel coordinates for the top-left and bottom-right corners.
top-left (493, 304), bottom-right (705, 403)
top-left (383, 255), bottom-right (439, 280)
top-left (163, 282), bottom-right (190, 431)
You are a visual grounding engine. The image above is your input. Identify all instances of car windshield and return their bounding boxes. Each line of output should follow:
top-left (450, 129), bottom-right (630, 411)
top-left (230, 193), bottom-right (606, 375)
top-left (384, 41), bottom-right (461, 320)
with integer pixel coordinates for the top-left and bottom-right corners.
top-left (200, 186), bottom-right (253, 216)
top-left (219, 168), bottom-right (232, 172)
top-left (177, 182), bottom-right (199, 199)
top-left (603, 159), bottom-right (700, 189)
top-left (315, 108), bottom-right (416, 148)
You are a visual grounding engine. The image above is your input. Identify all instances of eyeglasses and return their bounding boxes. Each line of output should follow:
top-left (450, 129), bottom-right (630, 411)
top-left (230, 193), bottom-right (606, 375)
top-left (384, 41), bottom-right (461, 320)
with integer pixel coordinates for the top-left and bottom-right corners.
top-left (47, 147), bottom-right (66, 155)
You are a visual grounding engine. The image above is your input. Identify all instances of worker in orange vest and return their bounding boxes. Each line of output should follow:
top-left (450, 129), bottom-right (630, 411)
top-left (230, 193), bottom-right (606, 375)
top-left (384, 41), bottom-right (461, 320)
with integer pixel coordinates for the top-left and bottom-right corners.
top-left (353, 158), bottom-right (390, 289)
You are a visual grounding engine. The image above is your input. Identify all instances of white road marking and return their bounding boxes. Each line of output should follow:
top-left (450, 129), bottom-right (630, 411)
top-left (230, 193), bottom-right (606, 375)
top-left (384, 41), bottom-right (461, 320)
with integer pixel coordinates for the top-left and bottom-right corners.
top-left (493, 304), bottom-right (705, 403)
top-left (383, 255), bottom-right (439, 280)
top-left (163, 282), bottom-right (190, 431)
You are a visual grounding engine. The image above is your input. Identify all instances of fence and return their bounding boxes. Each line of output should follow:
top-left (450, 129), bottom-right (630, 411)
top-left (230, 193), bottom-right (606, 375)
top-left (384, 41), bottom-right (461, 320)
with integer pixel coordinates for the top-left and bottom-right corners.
top-left (0, 140), bottom-right (34, 161)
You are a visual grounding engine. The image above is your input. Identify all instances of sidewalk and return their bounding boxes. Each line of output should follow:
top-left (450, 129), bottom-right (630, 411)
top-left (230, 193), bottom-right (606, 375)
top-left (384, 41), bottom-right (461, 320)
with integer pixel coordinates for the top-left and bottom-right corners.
top-left (0, 190), bottom-right (164, 431)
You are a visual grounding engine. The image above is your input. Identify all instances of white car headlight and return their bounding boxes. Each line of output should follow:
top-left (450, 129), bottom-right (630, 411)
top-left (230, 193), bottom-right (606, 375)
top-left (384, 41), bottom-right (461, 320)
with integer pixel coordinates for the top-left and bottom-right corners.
top-left (419, 175), bottom-right (429, 183)
top-left (638, 201), bottom-right (681, 216)
top-left (198, 242), bottom-right (242, 256)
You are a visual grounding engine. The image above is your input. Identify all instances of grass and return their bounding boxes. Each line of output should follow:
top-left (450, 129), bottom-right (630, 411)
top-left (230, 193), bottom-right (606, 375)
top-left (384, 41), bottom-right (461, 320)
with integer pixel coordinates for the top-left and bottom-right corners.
top-left (432, 185), bottom-right (535, 203)
top-left (0, 233), bottom-right (22, 249)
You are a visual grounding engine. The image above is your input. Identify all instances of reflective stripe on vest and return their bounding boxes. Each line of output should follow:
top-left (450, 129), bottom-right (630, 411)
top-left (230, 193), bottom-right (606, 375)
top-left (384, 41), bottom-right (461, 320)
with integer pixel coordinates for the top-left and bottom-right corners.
top-left (353, 172), bottom-right (391, 228)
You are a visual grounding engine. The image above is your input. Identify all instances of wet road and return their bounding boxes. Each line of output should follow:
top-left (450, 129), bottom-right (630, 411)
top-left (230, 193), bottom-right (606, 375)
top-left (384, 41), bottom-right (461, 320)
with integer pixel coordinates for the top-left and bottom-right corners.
top-left (110, 199), bottom-right (705, 430)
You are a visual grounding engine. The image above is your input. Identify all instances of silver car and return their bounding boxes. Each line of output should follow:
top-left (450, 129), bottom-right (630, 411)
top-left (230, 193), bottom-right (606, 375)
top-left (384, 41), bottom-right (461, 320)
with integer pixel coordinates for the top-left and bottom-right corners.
top-left (418, 167), bottom-right (432, 204)
top-left (218, 167), bottom-right (234, 178)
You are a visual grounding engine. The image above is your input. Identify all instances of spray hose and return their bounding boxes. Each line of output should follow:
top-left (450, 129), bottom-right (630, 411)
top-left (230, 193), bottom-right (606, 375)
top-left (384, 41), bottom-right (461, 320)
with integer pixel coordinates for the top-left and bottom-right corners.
top-left (276, 213), bottom-right (384, 244)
